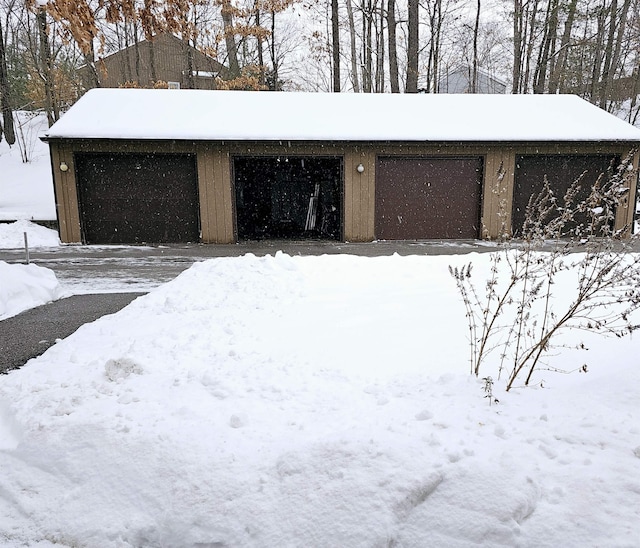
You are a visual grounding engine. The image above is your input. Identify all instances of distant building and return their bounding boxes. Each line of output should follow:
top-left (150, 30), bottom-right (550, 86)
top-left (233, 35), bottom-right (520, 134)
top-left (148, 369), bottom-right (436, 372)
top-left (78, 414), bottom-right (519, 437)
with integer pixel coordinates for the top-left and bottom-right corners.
top-left (440, 67), bottom-right (507, 94)
top-left (80, 33), bottom-right (228, 90)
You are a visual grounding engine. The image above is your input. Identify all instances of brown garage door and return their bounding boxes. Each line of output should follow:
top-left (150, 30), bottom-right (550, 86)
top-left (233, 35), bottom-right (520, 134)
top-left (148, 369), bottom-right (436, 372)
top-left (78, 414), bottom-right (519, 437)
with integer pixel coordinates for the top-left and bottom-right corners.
top-left (75, 152), bottom-right (200, 244)
top-left (512, 155), bottom-right (617, 236)
top-left (375, 157), bottom-right (483, 239)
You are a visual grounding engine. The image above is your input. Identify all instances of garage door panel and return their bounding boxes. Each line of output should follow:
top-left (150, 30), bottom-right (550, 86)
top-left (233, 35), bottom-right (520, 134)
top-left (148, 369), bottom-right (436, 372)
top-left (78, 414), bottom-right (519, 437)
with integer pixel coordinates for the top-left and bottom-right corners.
top-left (512, 155), bottom-right (617, 236)
top-left (375, 157), bottom-right (483, 239)
top-left (75, 153), bottom-right (200, 244)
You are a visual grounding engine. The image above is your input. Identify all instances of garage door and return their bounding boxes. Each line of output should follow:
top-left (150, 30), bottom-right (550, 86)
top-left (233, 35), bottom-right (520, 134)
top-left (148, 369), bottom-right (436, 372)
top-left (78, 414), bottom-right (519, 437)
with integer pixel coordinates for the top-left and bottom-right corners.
top-left (234, 156), bottom-right (342, 240)
top-left (75, 153), bottom-right (200, 244)
top-left (512, 155), bottom-right (617, 236)
top-left (375, 157), bottom-right (483, 239)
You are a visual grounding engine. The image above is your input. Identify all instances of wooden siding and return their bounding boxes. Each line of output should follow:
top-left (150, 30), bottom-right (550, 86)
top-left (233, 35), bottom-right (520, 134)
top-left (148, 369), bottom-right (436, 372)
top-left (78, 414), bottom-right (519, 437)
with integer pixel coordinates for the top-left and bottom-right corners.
top-left (344, 147), bottom-right (375, 241)
top-left (87, 34), bottom-right (227, 90)
top-left (198, 147), bottom-right (234, 243)
top-left (50, 143), bottom-right (81, 243)
top-left (48, 138), bottom-right (639, 244)
top-left (482, 148), bottom-right (515, 239)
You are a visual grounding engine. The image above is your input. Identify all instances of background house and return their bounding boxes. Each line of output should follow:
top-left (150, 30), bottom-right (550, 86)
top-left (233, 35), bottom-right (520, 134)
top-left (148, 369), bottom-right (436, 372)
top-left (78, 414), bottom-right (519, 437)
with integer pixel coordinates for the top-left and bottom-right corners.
top-left (80, 34), bottom-right (228, 90)
top-left (439, 67), bottom-right (507, 94)
top-left (42, 90), bottom-right (640, 245)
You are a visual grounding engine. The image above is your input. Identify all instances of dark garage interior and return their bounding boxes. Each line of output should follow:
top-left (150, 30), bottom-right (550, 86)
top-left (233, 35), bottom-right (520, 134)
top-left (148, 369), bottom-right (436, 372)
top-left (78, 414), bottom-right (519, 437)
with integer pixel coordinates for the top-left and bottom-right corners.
top-left (234, 156), bottom-right (342, 240)
top-left (75, 152), bottom-right (200, 244)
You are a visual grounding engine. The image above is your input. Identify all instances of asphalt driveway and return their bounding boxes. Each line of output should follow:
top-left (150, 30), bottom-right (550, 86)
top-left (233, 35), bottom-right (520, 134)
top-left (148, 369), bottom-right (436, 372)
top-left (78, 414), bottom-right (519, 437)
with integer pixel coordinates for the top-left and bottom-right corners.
top-left (1, 293), bottom-right (145, 373)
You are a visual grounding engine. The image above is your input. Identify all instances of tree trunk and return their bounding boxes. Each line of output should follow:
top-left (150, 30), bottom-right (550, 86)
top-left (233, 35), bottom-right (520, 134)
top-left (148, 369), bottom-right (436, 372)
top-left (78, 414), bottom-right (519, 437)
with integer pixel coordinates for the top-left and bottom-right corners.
top-left (331, 0), bottom-right (340, 91)
top-left (149, 36), bottom-right (157, 83)
top-left (346, 0), bottom-right (360, 92)
top-left (523, 0), bottom-right (540, 92)
top-left (365, 0), bottom-right (373, 92)
top-left (590, 5), bottom-right (607, 102)
top-left (387, 0), bottom-right (399, 93)
top-left (406, 0), bottom-right (418, 92)
top-left (512, 0), bottom-right (523, 93)
top-left (0, 15), bottom-right (15, 144)
top-left (375, 0), bottom-right (384, 92)
top-left (184, 41), bottom-right (195, 89)
top-left (270, 9), bottom-right (278, 90)
top-left (255, 1), bottom-right (265, 86)
top-left (221, 0), bottom-right (240, 78)
top-left (547, 0), bottom-right (578, 94)
top-left (36, 8), bottom-right (56, 125)
top-left (533, 0), bottom-right (559, 94)
top-left (629, 63), bottom-right (640, 125)
top-left (471, 0), bottom-right (480, 93)
top-left (599, 0), bottom-right (632, 109)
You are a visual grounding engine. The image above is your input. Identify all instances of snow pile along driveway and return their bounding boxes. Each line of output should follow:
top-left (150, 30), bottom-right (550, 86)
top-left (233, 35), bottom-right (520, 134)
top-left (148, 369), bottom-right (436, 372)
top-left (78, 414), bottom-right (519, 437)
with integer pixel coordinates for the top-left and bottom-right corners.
top-left (0, 220), bottom-right (60, 249)
top-left (0, 260), bottom-right (63, 319)
top-left (0, 253), bottom-right (639, 547)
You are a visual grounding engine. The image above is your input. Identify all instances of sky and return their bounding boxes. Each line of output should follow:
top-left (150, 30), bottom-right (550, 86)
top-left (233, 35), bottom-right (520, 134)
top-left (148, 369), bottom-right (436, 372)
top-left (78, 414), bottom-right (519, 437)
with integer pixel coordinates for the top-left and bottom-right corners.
top-left (0, 110), bottom-right (639, 547)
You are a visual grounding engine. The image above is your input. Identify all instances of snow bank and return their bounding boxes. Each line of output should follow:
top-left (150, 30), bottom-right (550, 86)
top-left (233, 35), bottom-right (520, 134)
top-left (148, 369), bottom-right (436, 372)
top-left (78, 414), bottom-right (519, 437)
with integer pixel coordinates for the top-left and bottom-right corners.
top-left (0, 220), bottom-right (59, 249)
top-left (0, 261), bottom-right (63, 320)
top-left (0, 253), bottom-right (639, 547)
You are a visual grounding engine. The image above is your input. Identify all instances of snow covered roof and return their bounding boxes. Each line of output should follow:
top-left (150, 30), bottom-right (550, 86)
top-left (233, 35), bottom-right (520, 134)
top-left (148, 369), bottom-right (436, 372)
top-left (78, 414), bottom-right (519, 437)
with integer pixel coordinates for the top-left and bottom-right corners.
top-left (43, 88), bottom-right (640, 142)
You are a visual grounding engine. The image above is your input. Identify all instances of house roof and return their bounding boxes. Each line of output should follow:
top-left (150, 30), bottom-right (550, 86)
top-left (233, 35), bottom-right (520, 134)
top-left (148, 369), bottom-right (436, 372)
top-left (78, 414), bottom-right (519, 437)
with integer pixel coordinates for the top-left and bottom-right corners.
top-left (43, 88), bottom-right (640, 142)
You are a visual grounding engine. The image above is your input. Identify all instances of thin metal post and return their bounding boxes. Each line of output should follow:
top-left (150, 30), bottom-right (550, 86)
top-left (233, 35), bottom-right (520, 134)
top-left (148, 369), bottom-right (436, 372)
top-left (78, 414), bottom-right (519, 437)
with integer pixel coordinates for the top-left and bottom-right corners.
top-left (23, 231), bottom-right (30, 264)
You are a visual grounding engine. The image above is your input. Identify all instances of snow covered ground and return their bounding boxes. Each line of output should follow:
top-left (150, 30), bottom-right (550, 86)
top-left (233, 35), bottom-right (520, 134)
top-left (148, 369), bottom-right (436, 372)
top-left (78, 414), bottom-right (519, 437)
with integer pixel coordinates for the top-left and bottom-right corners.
top-left (0, 112), bottom-right (56, 221)
top-left (0, 220), bottom-right (62, 318)
top-left (0, 251), bottom-right (639, 546)
top-left (1, 108), bottom-right (639, 546)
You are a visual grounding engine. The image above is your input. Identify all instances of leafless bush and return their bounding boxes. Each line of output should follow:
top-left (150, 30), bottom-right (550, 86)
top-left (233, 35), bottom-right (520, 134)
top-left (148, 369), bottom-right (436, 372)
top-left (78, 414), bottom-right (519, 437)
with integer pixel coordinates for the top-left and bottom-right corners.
top-left (450, 151), bottom-right (640, 391)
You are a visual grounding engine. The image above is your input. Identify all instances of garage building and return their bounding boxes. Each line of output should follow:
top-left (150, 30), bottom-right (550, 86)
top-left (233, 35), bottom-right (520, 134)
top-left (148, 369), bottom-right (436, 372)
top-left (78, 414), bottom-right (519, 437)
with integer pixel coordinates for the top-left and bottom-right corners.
top-left (42, 89), bottom-right (640, 244)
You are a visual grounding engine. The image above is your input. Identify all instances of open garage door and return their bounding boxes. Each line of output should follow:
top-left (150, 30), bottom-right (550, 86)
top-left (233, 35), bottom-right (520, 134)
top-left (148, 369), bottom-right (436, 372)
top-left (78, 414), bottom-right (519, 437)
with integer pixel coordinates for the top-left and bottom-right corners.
top-left (375, 157), bottom-right (483, 239)
top-left (75, 152), bottom-right (200, 244)
top-left (234, 156), bottom-right (342, 240)
top-left (512, 155), bottom-right (618, 236)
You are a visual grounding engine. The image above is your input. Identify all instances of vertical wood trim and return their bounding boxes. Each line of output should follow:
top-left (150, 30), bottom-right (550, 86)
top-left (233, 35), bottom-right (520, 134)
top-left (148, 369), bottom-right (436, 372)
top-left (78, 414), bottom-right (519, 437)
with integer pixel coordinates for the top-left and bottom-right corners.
top-left (502, 151), bottom-right (516, 238)
top-left (197, 147), bottom-right (212, 242)
top-left (221, 149), bottom-right (234, 242)
top-left (343, 149), bottom-right (355, 240)
top-left (49, 144), bottom-right (67, 242)
top-left (353, 153), bottom-right (363, 240)
top-left (53, 144), bottom-right (82, 243)
top-left (482, 148), bottom-right (515, 239)
top-left (210, 148), bottom-right (234, 243)
top-left (363, 147), bottom-right (376, 241)
top-left (212, 149), bottom-right (221, 240)
top-left (343, 147), bottom-right (375, 242)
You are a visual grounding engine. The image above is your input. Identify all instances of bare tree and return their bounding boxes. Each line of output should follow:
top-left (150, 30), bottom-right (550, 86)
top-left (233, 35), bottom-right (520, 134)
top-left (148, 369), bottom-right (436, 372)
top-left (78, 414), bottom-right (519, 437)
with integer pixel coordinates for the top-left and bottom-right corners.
top-left (547, 0), bottom-right (578, 94)
top-left (331, 0), bottom-right (340, 91)
top-left (345, 0), bottom-right (360, 91)
top-left (387, 0), bottom-right (399, 92)
top-left (406, 0), bottom-right (418, 92)
top-left (0, 12), bottom-right (15, 143)
top-left (471, 0), bottom-right (480, 93)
